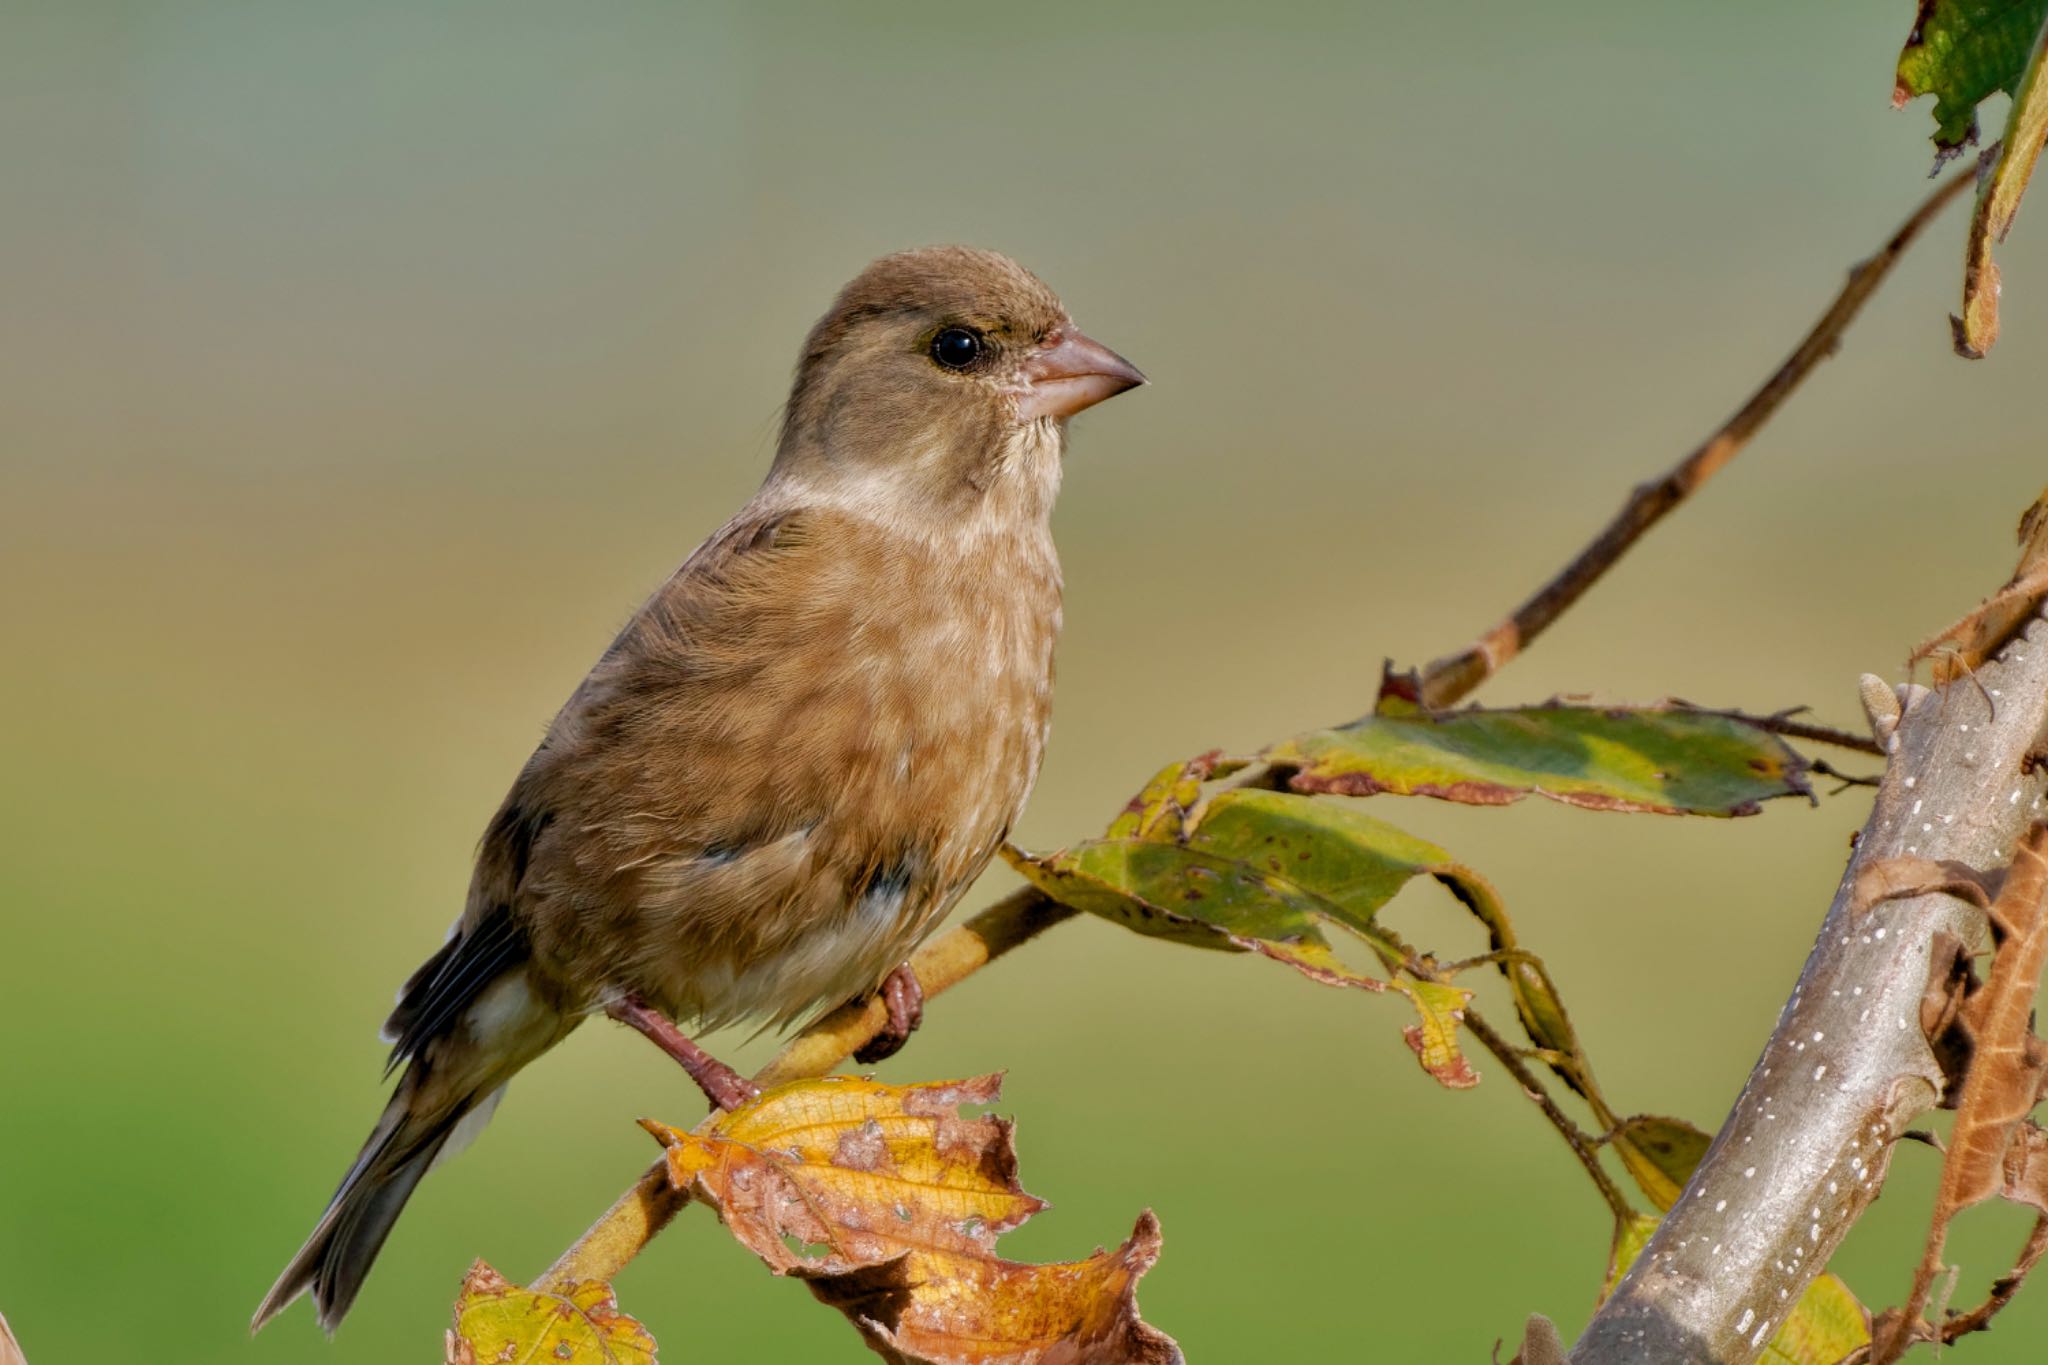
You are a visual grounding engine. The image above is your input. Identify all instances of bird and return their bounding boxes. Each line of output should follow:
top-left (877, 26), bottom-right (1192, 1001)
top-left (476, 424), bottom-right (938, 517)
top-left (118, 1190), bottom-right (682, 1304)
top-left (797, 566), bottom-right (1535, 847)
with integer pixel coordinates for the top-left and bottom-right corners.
top-left (252, 246), bottom-right (1145, 1333)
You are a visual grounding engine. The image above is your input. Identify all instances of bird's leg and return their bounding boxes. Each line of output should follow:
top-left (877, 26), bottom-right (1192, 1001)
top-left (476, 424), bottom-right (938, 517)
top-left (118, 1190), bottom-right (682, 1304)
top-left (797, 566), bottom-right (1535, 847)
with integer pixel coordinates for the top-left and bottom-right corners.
top-left (604, 994), bottom-right (759, 1111)
top-left (852, 962), bottom-right (924, 1064)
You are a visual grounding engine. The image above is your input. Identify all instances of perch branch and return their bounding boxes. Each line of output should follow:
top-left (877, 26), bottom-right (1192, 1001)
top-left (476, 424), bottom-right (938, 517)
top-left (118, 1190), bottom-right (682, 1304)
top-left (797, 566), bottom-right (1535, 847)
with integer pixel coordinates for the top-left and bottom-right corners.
top-left (1417, 161), bottom-right (1981, 710)
top-left (534, 160), bottom-right (1977, 1298)
top-left (1570, 614), bottom-right (2048, 1365)
top-left (533, 889), bottom-right (1073, 1289)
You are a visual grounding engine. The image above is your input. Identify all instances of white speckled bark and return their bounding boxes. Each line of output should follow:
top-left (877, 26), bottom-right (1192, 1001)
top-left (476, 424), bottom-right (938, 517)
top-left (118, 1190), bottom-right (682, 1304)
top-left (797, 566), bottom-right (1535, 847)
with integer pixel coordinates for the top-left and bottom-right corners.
top-left (1572, 612), bottom-right (2048, 1365)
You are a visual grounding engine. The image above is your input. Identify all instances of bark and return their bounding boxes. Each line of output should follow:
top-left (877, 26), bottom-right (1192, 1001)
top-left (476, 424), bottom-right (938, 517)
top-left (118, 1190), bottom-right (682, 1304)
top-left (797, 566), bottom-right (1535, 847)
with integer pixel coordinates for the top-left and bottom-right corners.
top-left (1571, 614), bottom-right (2048, 1363)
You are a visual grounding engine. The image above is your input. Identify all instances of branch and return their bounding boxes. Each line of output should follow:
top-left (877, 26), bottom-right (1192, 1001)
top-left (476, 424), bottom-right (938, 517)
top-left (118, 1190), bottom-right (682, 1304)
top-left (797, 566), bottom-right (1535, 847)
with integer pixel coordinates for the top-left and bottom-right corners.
top-left (1417, 161), bottom-right (1981, 710)
top-left (535, 160), bottom-right (1978, 1298)
top-left (1571, 614), bottom-right (2048, 1364)
top-left (1926, 1212), bottom-right (2048, 1346)
top-left (1674, 707), bottom-right (1885, 758)
top-left (1461, 1005), bottom-right (1634, 1224)
top-left (534, 889), bottom-right (1074, 1289)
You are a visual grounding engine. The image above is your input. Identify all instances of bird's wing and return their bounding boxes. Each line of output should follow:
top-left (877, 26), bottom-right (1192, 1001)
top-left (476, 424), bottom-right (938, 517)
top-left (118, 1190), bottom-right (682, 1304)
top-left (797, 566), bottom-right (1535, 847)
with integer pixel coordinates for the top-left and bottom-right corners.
top-left (381, 502), bottom-right (839, 1052)
top-left (531, 500), bottom-right (914, 873)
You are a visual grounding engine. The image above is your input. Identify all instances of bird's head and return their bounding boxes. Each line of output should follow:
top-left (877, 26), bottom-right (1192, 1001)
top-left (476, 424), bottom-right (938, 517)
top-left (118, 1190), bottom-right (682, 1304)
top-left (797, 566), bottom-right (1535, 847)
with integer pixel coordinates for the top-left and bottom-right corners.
top-left (771, 246), bottom-right (1143, 529)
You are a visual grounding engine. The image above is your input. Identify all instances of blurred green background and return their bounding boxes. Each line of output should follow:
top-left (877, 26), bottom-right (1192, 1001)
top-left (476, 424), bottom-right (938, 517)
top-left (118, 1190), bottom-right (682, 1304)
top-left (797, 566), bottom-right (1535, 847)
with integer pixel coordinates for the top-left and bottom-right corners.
top-left (6, 2), bottom-right (2048, 1361)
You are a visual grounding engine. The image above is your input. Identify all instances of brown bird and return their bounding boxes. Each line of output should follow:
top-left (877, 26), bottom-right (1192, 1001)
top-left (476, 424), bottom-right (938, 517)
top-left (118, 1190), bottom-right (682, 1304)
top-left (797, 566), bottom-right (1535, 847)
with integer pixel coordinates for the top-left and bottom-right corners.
top-left (253, 246), bottom-right (1143, 1332)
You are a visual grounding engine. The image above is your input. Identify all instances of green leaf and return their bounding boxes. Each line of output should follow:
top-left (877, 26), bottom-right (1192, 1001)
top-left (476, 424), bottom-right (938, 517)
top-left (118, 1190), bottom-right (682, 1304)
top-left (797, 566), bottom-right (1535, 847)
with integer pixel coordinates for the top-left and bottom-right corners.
top-left (1954, 7), bottom-right (2048, 356)
top-left (1895, 0), bottom-right (2048, 155)
top-left (1607, 1115), bottom-right (1712, 1212)
top-left (1267, 703), bottom-right (1811, 817)
top-left (1004, 789), bottom-right (1486, 1086)
top-left (1003, 834), bottom-right (1387, 985)
top-left (1106, 756), bottom-right (1218, 842)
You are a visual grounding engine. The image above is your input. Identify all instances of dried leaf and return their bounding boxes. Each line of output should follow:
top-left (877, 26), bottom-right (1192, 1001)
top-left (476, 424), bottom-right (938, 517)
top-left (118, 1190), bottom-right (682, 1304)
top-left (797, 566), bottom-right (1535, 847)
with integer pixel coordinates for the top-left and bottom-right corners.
top-left (1871, 823), bottom-right (2048, 1363)
top-left (647, 1075), bottom-right (1181, 1365)
top-left (0, 1311), bottom-right (23, 1365)
top-left (1910, 490), bottom-right (2048, 677)
top-left (445, 1261), bottom-right (655, 1365)
top-left (1604, 1214), bottom-right (1871, 1362)
top-left (1895, 0), bottom-right (2048, 158)
top-left (1006, 790), bottom-right (1487, 1086)
top-left (2003, 1118), bottom-right (2048, 1211)
top-left (1267, 700), bottom-right (1811, 816)
top-left (1757, 1273), bottom-right (1873, 1365)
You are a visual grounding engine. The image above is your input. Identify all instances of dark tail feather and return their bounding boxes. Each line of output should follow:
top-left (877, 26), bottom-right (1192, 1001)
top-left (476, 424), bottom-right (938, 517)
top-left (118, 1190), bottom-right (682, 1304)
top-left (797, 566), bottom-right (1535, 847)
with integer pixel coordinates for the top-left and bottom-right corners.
top-left (252, 1071), bottom-right (502, 1334)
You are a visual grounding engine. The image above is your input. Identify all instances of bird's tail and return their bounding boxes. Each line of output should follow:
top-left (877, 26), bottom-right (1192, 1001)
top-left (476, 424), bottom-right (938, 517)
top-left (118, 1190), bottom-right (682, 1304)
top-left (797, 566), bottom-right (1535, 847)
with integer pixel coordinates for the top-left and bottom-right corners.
top-left (251, 1059), bottom-right (505, 1334)
top-left (253, 956), bottom-right (569, 1334)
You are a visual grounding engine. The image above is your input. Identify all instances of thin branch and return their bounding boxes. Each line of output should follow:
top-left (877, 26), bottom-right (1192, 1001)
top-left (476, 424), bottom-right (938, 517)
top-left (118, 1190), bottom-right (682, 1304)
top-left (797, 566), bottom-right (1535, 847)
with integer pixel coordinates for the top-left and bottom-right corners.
top-left (1810, 758), bottom-right (1883, 793)
top-left (1931, 1212), bottom-right (2048, 1344)
top-left (1835, 1213), bottom-right (2048, 1365)
top-left (1417, 161), bottom-right (1982, 711)
top-left (1463, 1005), bottom-right (1634, 1225)
top-left (535, 162), bottom-right (1977, 1298)
top-left (1675, 706), bottom-right (1886, 758)
top-left (533, 1161), bottom-right (682, 1294)
top-left (1572, 615), bottom-right (2048, 1365)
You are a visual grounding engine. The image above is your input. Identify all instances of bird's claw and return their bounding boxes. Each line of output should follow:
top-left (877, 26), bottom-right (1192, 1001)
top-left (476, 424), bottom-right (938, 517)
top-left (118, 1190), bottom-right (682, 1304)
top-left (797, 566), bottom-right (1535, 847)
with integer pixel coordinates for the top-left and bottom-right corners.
top-left (606, 993), bottom-right (760, 1112)
top-left (853, 963), bottom-right (924, 1064)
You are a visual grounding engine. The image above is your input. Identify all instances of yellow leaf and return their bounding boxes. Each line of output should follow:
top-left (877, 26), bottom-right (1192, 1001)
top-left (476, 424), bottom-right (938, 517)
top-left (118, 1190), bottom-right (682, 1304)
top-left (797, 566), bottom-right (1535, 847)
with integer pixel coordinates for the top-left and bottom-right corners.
top-left (647, 1074), bottom-right (1181, 1365)
top-left (1603, 1216), bottom-right (1868, 1363)
top-left (1758, 1272), bottom-right (1869, 1365)
top-left (1608, 1114), bottom-right (1712, 1212)
top-left (444, 1261), bottom-right (656, 1365)
top-left (1398, 979), bottom-right (1478, 1089)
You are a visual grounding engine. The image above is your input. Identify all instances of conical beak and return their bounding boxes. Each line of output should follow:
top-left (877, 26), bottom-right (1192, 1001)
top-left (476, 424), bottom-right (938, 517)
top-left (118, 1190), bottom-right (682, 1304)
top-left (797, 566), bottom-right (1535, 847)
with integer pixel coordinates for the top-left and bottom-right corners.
top-left (1017, 329), bottom-right (1146, 421)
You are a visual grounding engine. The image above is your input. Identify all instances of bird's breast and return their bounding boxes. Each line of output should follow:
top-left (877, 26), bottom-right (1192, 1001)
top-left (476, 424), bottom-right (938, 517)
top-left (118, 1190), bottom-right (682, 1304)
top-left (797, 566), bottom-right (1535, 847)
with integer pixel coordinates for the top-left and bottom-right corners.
top-left (551, 511), bottom-right (1064, 1029)
top-left (832, 521), bottom-right (1062, 866)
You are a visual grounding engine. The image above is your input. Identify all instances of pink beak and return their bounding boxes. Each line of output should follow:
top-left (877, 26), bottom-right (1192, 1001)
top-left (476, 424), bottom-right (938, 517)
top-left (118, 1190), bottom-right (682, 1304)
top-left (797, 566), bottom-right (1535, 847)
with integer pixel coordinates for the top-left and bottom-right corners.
top-left (1017, 329), bottom-right (1146, 421)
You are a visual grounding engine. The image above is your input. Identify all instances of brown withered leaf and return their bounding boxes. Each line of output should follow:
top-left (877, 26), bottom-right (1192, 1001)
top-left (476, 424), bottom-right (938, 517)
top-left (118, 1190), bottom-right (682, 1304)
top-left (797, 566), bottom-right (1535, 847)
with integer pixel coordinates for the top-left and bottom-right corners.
top-left (2003, 1118), bottom-right (2048, 1210)
top-left (444, 1261), bottom-right (655, 1365)
top-left (0, 1311), bottom-right (24, 1365)
top-left (646, 1074), bottom-right (1181, 1365)
top-left (1910, 490), bottom-right (2048, 681)
top-left (1921, 930), bottom-right (1978, 1105)
top-left (1867, 823), bottom-right (2048, 1364)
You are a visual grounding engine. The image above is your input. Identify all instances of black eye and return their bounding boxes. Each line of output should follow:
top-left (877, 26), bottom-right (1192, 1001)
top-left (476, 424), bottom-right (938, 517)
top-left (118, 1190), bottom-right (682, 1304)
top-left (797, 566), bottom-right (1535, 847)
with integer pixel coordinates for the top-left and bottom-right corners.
top-left (930, 327), bottom-right (982, 370)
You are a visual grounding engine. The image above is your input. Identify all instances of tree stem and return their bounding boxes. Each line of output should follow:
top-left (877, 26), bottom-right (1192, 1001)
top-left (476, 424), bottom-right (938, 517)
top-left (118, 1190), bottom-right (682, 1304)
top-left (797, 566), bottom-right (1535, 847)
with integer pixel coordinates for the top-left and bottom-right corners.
top-left (1572, 616), bottom-right (2048, 1364)
top-left (1417, 160), bottom-right (1981, 711)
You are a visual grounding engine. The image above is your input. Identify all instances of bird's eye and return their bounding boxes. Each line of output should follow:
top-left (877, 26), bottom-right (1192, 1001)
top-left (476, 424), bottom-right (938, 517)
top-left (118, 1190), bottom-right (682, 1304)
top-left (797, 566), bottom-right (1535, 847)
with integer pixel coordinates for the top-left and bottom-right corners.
top-left (930, 327), bottom-right (983, 370)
